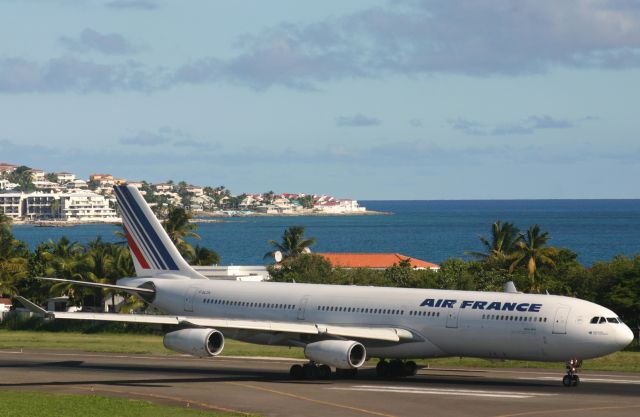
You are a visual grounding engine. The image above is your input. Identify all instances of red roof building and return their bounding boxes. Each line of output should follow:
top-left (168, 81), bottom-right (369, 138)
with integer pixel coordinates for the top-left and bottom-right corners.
top-left (318, 253), bottom-right (439, 270)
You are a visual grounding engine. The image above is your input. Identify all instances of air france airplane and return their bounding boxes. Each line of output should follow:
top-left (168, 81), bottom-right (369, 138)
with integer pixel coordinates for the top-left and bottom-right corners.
top-left (19, 185), bottom-right (634, 387)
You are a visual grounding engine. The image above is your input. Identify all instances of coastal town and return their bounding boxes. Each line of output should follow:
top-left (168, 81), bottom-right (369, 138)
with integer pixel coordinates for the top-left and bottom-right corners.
top-left (0, 162), bottom-right (369, 224)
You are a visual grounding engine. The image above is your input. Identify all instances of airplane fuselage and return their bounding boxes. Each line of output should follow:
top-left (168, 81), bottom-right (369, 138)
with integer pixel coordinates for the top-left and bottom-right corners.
top-left (123, 276), bottom-right (634, 363)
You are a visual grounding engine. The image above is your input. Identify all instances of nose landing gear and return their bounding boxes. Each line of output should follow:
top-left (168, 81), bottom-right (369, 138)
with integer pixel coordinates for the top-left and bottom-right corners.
top-left (562, 358), bottom-right (582, 387)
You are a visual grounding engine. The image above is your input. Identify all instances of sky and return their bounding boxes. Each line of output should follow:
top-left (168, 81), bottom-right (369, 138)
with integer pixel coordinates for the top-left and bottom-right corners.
top-left (0, 0), bottom-right (639, 200)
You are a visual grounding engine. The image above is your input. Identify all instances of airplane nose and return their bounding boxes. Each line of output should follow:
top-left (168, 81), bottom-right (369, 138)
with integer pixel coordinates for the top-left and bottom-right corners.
top-left (618, 324), bottom-right (634, 348)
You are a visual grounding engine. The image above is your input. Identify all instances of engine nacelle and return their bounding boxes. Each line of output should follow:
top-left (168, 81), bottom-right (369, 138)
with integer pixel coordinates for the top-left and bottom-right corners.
top-left (304, 340), bottom-right (366, 369)
top-left (163, 328), bottom-right (225, 358)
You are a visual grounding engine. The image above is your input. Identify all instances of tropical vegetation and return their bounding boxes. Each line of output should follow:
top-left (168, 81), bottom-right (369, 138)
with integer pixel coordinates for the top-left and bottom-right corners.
top-left (0, 206), bottom-right (219, 309)
top-left (264, 225), bottom-right (316, 260)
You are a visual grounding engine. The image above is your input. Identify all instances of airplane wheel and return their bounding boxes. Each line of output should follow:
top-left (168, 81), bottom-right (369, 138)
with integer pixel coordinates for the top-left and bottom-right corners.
top-left (389, 360), bottom-right (404, 377)
top-left (404, 361), bottom-right (418, 376)
top-left (290, 364), bottom-right (303, 379)
top-left (303, 364), bottom-right (318, 379)
top-left (376, 360), bottom-right (390, 377)
top-left (562, 375), bottom-right (572, 387)
top-left (318, 364), bottom-right (332, 379)
top-left (572, 375), bottom-right (580, 387)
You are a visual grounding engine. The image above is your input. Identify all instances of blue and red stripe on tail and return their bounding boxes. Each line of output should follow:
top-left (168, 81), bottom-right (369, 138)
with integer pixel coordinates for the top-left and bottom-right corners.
top-left (114, 184), bottom-right (204, 279)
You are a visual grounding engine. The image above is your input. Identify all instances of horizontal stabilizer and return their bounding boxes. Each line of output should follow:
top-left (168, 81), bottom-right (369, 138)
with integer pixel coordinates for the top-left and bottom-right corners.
top-left (14, 296), bottom-right (49, 316)
top-left (36, 277), bottom-right (155, 294)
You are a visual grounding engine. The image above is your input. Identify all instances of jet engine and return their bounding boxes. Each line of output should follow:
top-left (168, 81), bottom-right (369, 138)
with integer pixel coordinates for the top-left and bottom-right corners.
top-left (163, 328), bottom-right (225, 357)
top-left (304, 340), bottom-right (366, 369)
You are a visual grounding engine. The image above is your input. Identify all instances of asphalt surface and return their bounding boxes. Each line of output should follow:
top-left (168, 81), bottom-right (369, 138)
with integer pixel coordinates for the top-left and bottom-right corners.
top-left (1, 349), bottom-right (639, 417)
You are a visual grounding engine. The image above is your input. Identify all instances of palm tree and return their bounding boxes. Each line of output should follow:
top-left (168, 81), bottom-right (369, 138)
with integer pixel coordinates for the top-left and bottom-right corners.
top-left (189, 245), bottom-right (220, 266)
top-left (84, 237), bottom-right (117, 308)
top-left (162, 206), bottom-right (200, 259)
top-left (265, 226), bottom-right (316, 260)
top-left (0, 215), bottom-right (29, 296)
top-left (466, 221), bottom-right (521, 263)
top-left (509, 225), bottom-right (558, 292)
top-left (40, 237), bottom-right (88, 303)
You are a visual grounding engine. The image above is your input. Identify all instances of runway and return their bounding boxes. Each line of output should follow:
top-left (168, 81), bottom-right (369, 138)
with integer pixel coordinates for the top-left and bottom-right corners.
top-left (1, 350), bottom-right (639, 417)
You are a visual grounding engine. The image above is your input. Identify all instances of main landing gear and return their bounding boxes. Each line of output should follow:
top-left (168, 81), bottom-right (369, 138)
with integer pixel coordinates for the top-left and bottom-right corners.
top-left (289, 362), bottom-right (356, 380)
top-left (376, 359), bottom-right (418, 378)
top-left (562, 358), bottom-right (582, 387)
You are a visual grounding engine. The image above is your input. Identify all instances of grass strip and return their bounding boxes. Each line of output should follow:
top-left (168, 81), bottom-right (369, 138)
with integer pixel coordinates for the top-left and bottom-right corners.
top-left (0, 390), bottom-right (255, 417)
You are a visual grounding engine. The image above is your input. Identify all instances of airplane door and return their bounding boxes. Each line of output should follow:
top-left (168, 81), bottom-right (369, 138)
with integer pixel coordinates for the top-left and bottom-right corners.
top-left (552, 306), bottom-right (570, 334)
top-left (297, 295), bottom-right (310, 320)
top-left (446, 307), bottom-right (460, 328)
top-left (184, 287), bottom-right (198, 312)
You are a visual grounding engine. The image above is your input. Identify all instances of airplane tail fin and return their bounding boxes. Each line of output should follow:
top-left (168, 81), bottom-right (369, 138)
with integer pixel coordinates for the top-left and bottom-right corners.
top-left (114, 184), bottom-right (204, 279)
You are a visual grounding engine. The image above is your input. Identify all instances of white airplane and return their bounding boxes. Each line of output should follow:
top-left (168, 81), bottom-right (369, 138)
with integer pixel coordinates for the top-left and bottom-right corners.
top-left (18, 185), bottom-right (634, 387)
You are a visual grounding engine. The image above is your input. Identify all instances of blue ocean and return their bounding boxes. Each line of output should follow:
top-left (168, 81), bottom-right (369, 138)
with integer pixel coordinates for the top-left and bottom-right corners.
top-left (12, 200), bottom-right (640, 266)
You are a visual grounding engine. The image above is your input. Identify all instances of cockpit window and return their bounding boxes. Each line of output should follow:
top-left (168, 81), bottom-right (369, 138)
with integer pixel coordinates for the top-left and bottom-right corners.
top-left (591, 316), bottom-right (619, 324)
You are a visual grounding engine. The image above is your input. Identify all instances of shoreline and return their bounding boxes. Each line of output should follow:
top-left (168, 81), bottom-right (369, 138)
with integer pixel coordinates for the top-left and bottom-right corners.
top-left (194, 209), bottom-right (391, 218)
top-left (10, 210), bottom-right (391, 227)
top-left (12, 220), bottom-right (122, 227)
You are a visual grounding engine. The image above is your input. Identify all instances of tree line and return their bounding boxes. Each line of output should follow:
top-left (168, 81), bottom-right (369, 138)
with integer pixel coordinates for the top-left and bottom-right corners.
top-left (0, 207), bottom-right (219, 309)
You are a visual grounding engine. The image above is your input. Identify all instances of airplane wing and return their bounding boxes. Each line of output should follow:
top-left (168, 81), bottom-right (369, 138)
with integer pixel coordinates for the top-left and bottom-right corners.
top-left (37, 277), bottom-right (155, 293)
top-left (16, 297), bottom-right (416, 343)
top-left (54, 312), bottom-right (414, 342)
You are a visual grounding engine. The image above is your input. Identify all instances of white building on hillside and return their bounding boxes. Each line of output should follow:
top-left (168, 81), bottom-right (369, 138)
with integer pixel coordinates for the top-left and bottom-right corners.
top-left (33, 180), bottom-right (61, 192)
top-left (314, 199), bottom-right (366, 214)
top-left (0, 193), bottom-right (22, 219)
top-left (153, 183), bottom-right (173, 192)
top-left (186, 185), bottom-right (204, 196)
top-left (59, 192), bottom-right (119, 222)
top-left (27, 169), bottom-right (45, 182)
top-left (1, 191), bottom-right (119, 222)
top-left (55, 172), bottom-right (76, 183)
top-left (23, 193), bottom-right (57, 219)
top-left (65, 179), bottom-right (88, 190)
